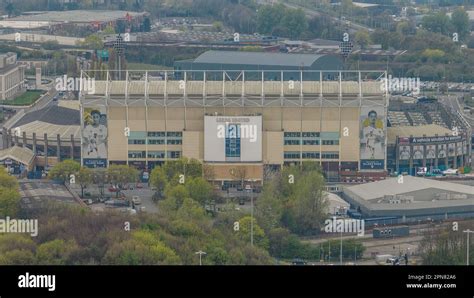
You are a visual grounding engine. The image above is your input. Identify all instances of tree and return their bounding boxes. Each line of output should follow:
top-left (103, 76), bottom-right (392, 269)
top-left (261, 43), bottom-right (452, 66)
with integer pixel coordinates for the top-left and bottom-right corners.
top-left (104, 230), bottom-right (181, 265)
top-left (289, 171), bottom-right (328, 235)
top-left (212, 21), bottom-right (223, 32)
top-left (102, 25), bottom-right (116, 35)
top-left (5, 3), bottom-right (15, 17)
top-left (185, 177), bottom-right (213, 205)
top-left (236, 216), bottom-right (269, 250)
top-left (143, 17), bottom-right (151, 32)
top-left (230, 167), bottom-right (246, 188)
top-left (92, 169), bottom-right (107, 197)
top-left (0, 171), bottom-right (18, 189)
top-left (354, 31), bottom-right (371, 49)
top-left (36, 239), bottom-right (79, 265)
top-left (76, 167), bottom-right (93, 198)
top-left (281, 8), bottom-right (308, 39)
top-left (422, 13), bottom-right (452, 35)
top-left (451, 8), bottom-right (469, 41)
top-left (80, 34), bottom-right (104, 50)
top-left (107, 165), bottom-right (138, 197)
top-left (255, 180), bottom-right (284, 233)
top-left (150, 166), bottom-right (167, 198)
top-left (48, 160), bottom-right (81, 184)
top-left (0, 187), bottom-right (20, 218)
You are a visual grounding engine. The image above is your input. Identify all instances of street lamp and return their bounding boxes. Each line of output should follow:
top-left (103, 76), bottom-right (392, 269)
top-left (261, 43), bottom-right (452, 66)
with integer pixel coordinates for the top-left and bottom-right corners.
top-left (463, 229), bottom-right (473, 266)
top-left (195, 250), bottom-right (206, 266)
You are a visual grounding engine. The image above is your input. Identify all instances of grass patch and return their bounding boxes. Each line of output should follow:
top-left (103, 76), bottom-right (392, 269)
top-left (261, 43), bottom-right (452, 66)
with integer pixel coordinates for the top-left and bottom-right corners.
top-left (4, 91), bottom-right (43, 106)
top-left (127, 62), bottom-right (172, 71)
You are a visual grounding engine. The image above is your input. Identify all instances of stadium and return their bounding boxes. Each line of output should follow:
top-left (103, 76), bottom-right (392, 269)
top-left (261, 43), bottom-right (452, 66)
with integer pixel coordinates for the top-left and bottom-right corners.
top-left (1, 52), bottom-right (470, 185)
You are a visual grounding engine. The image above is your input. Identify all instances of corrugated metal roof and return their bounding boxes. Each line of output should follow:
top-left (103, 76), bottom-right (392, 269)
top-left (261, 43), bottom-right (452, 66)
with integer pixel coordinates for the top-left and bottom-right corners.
top-left (0, 146), bottom-right (35, 165)
top-left (193, 50), bottom-right (328, 67)
top-left (387, 124), bottom-right (452, 143)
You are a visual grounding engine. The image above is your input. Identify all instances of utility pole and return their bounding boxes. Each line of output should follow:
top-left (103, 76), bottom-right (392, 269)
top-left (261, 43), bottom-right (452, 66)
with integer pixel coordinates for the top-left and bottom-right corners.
top-left (195, 250), bottom-right (206, 266)
top-left (463, 229), bottom-right (473, 266)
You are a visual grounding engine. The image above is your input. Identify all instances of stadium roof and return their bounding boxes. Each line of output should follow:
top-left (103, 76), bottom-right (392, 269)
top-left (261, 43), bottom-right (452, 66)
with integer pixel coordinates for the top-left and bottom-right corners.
top-left (0, 146), bottom-right (35, 166)
top-left (14, 105), bottom-right (80, 128)
top-left (7, 10), bottom-right (145, 23)
top-left (344, 176), bottom-right (474, 202)
top-left (192, 51), bottom-right (333, 67)
top-left (387, 124), bottom-right (452, 143)
top-left (14, 121), bottom-right (80, 140)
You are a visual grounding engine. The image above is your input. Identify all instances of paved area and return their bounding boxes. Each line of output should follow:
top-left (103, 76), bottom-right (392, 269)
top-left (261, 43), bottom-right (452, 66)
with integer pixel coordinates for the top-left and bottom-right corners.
top-left (19, 180), bottom-right (78, 209)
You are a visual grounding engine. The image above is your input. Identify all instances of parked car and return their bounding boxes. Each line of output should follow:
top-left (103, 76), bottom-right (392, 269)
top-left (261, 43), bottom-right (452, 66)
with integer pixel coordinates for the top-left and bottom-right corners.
top-left (132, 196), bottom-right (141, 205)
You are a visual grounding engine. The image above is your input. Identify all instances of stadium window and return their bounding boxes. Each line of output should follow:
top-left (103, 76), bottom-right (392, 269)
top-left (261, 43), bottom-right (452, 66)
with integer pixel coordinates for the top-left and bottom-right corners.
top-left (322, 140), bottom-right (339, 145)
top-left (148, 139), bottom-right (165, 145)
top-left (284, 152), bottom-right (301, 159)
top-left (128, 139), bottom-right (146, 145)
top-left (128, 151), bottom-right (146, 158)
top-left (302, 152), bottom-right (320, 159)
top-left (321, 152), bottom-right (339, 159)
top-left (168, 151), bottom-right (181, 159)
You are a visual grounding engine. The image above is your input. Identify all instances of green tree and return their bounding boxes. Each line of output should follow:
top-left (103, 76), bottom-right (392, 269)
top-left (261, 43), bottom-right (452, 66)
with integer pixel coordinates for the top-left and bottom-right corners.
top-left (237, 216), bottom-right (269, 249)
top-left (80, 34), bottom-right (104, 50)
top-left (451, 8), bottom-right (469, 41)
top-left (150, 166), bottom-right (167, 198)
top-left (354, 31), bottom-right (371, 49)
top-left (422, 13), bottom-right (452, 35)
top-left (48, 160), bottom-right (81, 184)
top-left (0, 187), bottom-right (21, 217)
top-left (185, 177), bottom-right (213, 205)
top-left (102, 25), bottom-right (116, 35)
top-left (0, 170), bottom-right (18, 189)
top-left (289, 171), bottom-right (327, 235)
top-left (107, 165), bottom-right (139, 197)
top-left (281, 8), bottom-right (308, 39)
top-left (36, 239), bottom-right (79, 265)
top-left (104, 230), bottom-right (181, 265)
top-left (76, 167), bottom-right (93, 198)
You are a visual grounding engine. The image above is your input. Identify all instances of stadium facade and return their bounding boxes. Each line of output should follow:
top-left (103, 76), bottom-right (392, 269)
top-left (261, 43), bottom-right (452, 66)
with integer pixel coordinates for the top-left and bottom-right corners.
top-left (79, 68), bottom-right (391, 184)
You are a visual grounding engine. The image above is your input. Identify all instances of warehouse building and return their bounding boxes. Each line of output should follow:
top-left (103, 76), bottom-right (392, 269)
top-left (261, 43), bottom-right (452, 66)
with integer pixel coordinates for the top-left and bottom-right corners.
top-left (174, 51), bottom-right (343, 80)
top-left (342, 175), bottom-right (474, 222)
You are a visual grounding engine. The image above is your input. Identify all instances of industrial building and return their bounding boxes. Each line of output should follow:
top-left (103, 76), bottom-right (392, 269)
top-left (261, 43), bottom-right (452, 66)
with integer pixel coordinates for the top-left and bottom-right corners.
top-left (0, 52), bottom-right (25, 100)
top-left (174, 51), bottom-right (344, 80)
top-left (342, 176), bottom-right (474, 222)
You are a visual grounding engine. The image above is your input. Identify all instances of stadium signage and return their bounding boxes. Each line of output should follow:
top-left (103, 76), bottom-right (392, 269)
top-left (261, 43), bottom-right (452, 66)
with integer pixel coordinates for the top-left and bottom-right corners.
top-left (360, 159), bottom-right (384, 170)
top-left (409, 136), bottom-right (463, 144)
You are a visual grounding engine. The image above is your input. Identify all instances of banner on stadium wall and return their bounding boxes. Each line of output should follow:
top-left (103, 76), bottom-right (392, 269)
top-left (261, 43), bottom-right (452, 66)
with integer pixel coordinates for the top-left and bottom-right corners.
top-left (448, 143), bottom-right (456, 157)
top-left (204, 116), bottom-right (262, 162)
top-left (82, 106), bottom-right (108, 168)
top-left (412, 145), bottom-right (424, 160)
top-left (360, 106), bottom-right (385, 170)
top-left (438, 144), bottom-right (447, 158)
top-left (399, 145), bottom-right (411, 160)
top-left (426, 145), bottom-right (436, 159)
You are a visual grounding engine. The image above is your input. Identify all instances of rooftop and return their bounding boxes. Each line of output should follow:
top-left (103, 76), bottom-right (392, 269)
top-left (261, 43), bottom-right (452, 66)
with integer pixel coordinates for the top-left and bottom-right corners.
top-left (0, 146), bottom-right (35, 166)
top-left (344, 176), bottom-right (474, 202)
top-left (192, 50), bottom-right (336, 67)
top-left (387, 124), bottom-right (452, 143)
top-left (5, 10), bottom-right (145, 23)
